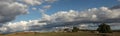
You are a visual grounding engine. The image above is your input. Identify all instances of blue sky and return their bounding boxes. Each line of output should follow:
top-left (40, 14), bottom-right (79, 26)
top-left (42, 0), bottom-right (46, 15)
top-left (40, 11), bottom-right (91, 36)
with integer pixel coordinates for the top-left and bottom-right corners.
top-left (14, 0), bottom-right (119, 22)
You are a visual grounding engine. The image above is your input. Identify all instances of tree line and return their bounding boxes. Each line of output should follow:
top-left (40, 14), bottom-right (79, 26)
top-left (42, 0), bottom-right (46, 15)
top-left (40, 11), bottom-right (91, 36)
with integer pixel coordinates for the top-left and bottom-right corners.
top-left (63, 23), bottom-right (112, 33)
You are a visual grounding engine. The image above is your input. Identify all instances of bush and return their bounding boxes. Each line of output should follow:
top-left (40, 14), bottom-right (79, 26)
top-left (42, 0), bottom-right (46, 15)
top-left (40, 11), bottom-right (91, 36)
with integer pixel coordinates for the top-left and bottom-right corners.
top-left (64, 28), bottom-right (71, 32)
top-left (97, 23), bottom-right (112, 33)
top-left (72, 27), bottom-right (80, 32)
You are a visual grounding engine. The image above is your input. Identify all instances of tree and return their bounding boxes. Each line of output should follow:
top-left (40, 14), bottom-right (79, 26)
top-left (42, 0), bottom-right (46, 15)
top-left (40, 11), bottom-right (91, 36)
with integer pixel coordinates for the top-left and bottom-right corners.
top-left (97, 23), bottom-right (112, 33)
top-left (64, 28), bottom-right (70, 32)
top-left (72, 27), bottom-right (80, 32)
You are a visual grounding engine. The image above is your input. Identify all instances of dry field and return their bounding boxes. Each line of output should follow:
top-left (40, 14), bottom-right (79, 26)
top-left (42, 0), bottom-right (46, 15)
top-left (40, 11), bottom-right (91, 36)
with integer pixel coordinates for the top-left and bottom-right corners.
top-left (1, 32), bottom-right (120, 36)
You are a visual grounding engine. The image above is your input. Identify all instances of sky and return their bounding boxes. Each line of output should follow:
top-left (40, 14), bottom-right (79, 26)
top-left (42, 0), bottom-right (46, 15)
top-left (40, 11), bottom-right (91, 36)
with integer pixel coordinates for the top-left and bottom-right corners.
top-left (0, 0), bottom-right (120, 33)
top-left (15, 0), bottom-right (120, 22)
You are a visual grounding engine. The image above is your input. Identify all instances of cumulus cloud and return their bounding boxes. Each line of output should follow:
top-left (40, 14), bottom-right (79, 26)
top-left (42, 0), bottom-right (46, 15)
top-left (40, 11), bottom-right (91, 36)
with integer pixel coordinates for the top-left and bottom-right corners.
top-left (39, 5), bottom-right (51, 13)
top-left (0, 0), bottom-right (56, 23)
top-left (43, 5), bottom-right (51, 9)
top-left (0, 0), bottom-right (57, 33)
top-left (19, 0), bottom-right (57, 5)
top-left (40, 7), bottom-right (120, 23)
top-left (32, 7), bottom-right (37, 10)
top-left (0, 0), bottom-right (28, 23)
top-left (39, 5), bottom-right (52, 22)
top-left (45, 0), bottom-right (58, 3)
top-left (0, 20), bottom-right (47, 33)
top-left (1, 6), bottom-right (120, 33)
top-left (110, 5), bottom-right (120, 10)
top-left (19, 0), bottom-right (43, 5)
top-left (38, 7), bottom-right (120, 31)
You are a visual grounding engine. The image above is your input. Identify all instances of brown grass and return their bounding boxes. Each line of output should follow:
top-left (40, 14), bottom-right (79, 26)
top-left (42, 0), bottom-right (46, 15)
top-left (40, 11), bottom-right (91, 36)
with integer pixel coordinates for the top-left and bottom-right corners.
top-left (2, 32), bottom-right (120, 36)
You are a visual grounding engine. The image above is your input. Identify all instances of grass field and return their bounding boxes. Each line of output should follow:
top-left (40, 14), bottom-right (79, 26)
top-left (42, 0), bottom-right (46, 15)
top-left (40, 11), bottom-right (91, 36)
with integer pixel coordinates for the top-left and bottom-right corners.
top-left (0, 31), bottom-right (119, 36)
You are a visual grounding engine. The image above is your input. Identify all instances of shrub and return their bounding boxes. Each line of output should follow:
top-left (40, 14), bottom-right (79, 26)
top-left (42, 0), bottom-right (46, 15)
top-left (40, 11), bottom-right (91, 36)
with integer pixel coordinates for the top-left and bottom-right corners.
top-left (72, 27), bottom-right (80, 32)
top-left (97, 23), bottom-right (112, 33)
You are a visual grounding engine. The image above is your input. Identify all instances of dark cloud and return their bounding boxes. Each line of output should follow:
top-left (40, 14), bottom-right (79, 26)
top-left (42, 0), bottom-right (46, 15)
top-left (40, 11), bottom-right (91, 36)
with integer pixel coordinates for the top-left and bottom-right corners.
top-left (110, 5), bottom-right (120, 10)
top-left (0, 0), bottom-right (28, 23)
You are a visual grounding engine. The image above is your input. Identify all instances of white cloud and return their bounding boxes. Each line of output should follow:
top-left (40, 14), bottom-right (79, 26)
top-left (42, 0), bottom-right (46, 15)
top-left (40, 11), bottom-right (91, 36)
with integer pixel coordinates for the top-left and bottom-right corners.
top-left (21, 0), bottom-right (43, 5)
top-left (32, 7), bottom-right (37, 10)
top-left (39, 9), bottom-right (45, 12)
top-left (45, 0), bottom-right (58, 3)
top-left (43, 5), bottom-right (51, 9)
top-left (0, 0), bottom-right (28, 23)
top-left (1, 6), bottom-right (120, 33)
top-left (19, 0), bottom-right (57, 5)
top-left (0, 0), bottom-right (56, 23)
top-left (0, 0), bottom-right (57, 33)
top-left (38, 5), bottom-right (51, 13)
top-left (40, 7), bottom-right (120, 23)
top-left (0, 20), bottom-right (47, 33)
